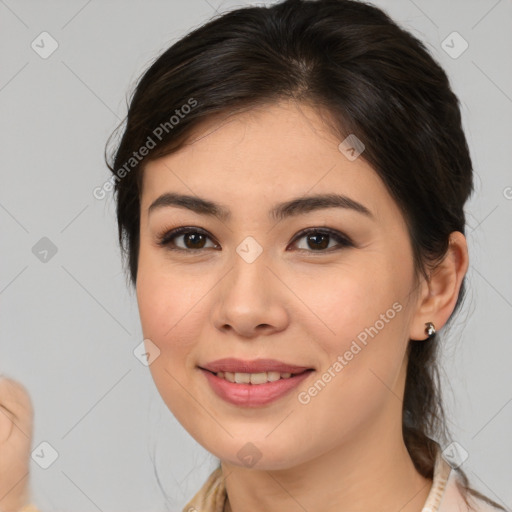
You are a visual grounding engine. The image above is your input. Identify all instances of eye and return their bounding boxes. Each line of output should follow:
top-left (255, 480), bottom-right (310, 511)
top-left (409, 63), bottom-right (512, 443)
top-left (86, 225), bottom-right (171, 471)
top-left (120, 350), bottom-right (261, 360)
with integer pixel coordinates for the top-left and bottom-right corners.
top-left (157, 226), bottom-right (219, 252)
top-left (289, 228), bottom-right (354, 252)
top-left (156, 226), bottom-right (354, 253)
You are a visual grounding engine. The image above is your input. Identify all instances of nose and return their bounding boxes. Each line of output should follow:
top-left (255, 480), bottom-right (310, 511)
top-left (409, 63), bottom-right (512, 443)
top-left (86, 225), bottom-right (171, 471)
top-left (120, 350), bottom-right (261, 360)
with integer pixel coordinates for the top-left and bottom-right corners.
top-left (211, 251), bottom-right (289, 339)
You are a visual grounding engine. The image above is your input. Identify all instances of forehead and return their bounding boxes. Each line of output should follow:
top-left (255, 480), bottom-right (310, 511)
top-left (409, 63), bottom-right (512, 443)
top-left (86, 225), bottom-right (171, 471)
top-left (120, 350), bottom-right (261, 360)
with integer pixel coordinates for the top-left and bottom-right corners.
top-left (140, 100), bottom-right (392, 223)
top-left (174, 100), bottom-right (342, 162)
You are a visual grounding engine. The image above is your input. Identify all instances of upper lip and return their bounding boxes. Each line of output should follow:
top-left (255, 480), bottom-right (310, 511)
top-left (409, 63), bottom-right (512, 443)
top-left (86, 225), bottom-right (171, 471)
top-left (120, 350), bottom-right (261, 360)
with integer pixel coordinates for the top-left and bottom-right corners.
top-left (199, 358), bottom-right (314, 374)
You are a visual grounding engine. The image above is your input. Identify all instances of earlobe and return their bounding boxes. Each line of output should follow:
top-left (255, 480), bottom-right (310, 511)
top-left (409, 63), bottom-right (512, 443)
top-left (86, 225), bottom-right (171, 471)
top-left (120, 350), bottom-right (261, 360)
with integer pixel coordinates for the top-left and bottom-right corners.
top-left (409, 231), bottom-right (469, 341)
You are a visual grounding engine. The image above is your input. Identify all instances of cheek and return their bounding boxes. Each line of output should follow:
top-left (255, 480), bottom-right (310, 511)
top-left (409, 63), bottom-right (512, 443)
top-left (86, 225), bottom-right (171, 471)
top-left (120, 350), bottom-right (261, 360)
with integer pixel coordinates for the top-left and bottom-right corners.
top-left (136, 250), bottom-right (210, 343)
top-left (136, 267), bottom-right (213, 434)
top-left (289, 258), bottom-right (407, 347)
top-left (135, 264), bottom-right (213, 416)
top-left (289, 259), bottom-right (410, 405)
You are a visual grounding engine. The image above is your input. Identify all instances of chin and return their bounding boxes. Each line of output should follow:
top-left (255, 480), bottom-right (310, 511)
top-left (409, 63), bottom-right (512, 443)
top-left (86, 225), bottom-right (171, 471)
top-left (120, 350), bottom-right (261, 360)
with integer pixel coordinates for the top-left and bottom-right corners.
top-left (208, 440), bottom-right (306, 471)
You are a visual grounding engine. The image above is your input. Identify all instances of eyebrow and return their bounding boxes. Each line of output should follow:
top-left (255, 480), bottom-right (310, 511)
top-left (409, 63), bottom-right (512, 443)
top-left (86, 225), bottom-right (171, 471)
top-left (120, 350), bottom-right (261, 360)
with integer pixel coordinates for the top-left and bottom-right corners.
top-left (147, 192), bottom-right (374, 222)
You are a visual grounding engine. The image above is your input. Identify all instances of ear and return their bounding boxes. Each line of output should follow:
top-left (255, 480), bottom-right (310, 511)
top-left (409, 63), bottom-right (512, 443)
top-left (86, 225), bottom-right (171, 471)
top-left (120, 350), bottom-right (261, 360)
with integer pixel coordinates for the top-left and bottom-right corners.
top-left (409, 231), bottom-right (469, 341)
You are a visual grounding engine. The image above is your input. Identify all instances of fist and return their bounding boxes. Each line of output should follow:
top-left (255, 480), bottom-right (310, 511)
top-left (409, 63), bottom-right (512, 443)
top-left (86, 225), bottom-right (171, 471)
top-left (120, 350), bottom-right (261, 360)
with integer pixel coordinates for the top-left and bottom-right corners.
top-left (0, 376), bottom-right (34, 512)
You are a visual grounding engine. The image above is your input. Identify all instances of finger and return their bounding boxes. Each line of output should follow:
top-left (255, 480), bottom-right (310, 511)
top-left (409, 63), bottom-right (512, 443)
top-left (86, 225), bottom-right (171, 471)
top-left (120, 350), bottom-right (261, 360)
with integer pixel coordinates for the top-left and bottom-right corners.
top-left (0, 377), bottom-right (34, 437)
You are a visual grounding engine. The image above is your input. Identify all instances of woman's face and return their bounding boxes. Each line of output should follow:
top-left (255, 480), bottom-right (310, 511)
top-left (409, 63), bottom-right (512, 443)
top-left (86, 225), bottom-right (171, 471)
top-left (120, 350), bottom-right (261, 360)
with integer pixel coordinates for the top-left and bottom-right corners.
top-left (136, 100), bottom-right (425, 469)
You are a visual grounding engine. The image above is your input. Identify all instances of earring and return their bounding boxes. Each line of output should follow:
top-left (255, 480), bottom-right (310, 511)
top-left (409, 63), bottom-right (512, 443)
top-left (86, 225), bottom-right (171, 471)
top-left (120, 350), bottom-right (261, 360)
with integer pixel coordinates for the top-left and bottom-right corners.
top-left (424, 322), bottom-right (436, 338)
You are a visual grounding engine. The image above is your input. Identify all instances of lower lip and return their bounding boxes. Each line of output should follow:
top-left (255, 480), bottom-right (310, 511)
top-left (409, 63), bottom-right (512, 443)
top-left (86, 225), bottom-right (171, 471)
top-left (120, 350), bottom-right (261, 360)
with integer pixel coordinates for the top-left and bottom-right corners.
top-left (200, 368), bottom-right (314, 407)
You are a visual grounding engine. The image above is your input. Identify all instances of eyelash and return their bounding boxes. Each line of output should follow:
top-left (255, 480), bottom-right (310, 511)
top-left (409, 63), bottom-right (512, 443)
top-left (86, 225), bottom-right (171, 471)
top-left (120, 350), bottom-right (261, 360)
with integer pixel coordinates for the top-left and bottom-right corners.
top-left (156, 226), bottom-right (354, 254)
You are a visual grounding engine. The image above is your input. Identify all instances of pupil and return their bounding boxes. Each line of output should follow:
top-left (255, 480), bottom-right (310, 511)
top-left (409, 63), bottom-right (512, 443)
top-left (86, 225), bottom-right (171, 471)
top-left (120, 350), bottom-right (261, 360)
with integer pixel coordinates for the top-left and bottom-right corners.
top-left (308, 234), bottom-right (328, 250)
top-left (185, 233), bottom-right (206, 249)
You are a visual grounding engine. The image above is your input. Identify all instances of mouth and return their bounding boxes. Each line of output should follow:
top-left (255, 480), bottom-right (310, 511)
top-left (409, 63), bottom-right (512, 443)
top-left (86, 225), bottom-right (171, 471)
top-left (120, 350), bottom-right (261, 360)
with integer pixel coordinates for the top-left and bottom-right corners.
top-left (199, 367), bottom-right (314, 385)
top-left (197, 358), bottom-right (315, 406)
top-left (199, 357), bottom-right (314, 375)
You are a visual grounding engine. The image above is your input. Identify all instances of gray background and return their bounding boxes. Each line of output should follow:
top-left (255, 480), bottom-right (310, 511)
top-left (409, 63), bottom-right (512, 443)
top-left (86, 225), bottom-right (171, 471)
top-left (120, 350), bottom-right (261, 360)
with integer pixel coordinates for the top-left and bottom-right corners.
top-left (0, 1), bottom-right (511, 511)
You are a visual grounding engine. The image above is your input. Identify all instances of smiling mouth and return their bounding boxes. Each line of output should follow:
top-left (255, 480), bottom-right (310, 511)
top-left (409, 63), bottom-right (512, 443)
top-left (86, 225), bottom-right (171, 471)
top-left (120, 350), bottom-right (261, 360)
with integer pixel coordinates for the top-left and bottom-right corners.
top-left (200, 368), bottom-right (314, 385)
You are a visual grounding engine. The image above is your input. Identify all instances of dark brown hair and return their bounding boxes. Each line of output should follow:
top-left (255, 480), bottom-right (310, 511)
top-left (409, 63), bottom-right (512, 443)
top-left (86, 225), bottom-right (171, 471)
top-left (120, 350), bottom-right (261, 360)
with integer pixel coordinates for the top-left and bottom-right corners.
top-left (105, 0), bottom-right (504, 509)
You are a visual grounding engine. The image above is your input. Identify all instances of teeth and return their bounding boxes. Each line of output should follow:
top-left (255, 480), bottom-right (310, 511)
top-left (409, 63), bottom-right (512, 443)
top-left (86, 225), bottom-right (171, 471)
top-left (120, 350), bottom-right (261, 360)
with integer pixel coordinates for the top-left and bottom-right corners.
top-left (267, 371), bottom-right (283, 382)
top-left (215, 371), bottom-right (295, 384)
top-left (224, 372), bottom-right (235, 383)
top-left (234, 372), bottom-right (250, 384)
top-left (250, 372), bottom-right (270, 384)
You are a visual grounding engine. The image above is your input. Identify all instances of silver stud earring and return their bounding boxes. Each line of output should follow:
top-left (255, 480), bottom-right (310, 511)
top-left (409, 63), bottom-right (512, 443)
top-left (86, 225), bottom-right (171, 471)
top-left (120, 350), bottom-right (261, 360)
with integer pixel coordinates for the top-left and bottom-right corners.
top-left (424, 322), bottom-right (436, 338)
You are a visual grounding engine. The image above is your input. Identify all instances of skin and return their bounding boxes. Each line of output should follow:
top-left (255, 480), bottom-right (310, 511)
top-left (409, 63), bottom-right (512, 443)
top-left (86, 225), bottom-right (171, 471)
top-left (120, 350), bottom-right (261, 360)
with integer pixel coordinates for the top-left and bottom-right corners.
top-left (136, 99), bottom-right (469, 512)
top-left (0, 376), bottom-right (33, 512)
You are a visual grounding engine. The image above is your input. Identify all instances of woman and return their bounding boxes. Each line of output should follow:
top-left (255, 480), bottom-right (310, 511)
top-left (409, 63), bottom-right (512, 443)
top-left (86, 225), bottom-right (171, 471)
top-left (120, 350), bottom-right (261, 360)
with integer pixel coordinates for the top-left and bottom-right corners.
top-left (4, 0), bottom-right (506, 511)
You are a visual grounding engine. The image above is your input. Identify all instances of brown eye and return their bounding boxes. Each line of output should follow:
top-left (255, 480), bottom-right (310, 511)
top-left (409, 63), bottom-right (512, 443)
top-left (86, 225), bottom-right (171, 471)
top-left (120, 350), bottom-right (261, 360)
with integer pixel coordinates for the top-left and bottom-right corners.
top-left (157, 227), bottom-right (218, 251)
top-left (181, 232), bottom-right (208, 249)
top-left (157, 226), bottom-right (353, 254)
top-left (290, 228), bottom-right (353, 252)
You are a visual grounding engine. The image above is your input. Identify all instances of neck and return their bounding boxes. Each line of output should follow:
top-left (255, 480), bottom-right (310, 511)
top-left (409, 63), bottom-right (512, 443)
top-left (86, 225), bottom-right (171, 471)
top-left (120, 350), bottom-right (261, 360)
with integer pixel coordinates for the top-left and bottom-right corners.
top-left (221, 410), bottom-right (433, 512)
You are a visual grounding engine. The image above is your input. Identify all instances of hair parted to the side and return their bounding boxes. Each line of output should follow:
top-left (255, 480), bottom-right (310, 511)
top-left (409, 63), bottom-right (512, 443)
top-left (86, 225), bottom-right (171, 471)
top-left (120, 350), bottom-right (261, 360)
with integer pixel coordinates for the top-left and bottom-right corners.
top-left (105, 0), bottom-right (504, 509)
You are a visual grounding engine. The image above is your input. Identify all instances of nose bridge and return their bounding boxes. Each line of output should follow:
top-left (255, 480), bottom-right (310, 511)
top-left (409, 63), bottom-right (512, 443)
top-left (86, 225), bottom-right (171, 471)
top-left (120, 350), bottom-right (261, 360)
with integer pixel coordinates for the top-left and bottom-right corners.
top-left (228, 235), bottom-right (271, 297)
top-left (235, 234), bottom-right (266, 266)
top-left (211, 235), bottom-right (285, 335)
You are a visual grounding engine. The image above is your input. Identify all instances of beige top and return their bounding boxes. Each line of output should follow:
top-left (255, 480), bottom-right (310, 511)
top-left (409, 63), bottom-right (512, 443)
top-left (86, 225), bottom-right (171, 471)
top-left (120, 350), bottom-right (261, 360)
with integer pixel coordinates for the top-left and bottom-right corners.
top-left (181, 450), bottom-right (500, 512)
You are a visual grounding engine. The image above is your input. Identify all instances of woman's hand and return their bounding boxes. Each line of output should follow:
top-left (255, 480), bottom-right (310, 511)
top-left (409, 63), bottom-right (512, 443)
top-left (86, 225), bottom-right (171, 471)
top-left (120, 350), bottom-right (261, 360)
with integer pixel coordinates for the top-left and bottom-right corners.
top-left (0, 376), bottom-right (34, 512)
